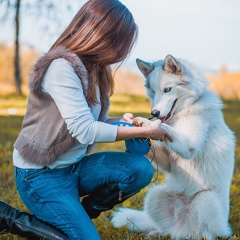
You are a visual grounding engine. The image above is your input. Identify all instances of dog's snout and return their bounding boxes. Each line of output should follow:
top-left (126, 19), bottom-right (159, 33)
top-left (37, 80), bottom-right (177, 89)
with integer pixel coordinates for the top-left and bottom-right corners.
top-left (151, 110), bottom-right (160, 118)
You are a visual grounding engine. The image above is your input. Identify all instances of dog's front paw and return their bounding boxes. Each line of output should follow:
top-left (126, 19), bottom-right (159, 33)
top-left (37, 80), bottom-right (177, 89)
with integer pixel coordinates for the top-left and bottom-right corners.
top-left (133, 117), bottom-right (152, 127)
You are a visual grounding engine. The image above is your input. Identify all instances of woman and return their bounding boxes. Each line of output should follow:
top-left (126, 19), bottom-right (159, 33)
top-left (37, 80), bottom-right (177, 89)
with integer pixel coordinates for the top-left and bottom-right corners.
top-left (2, 0), bottom-right (173, 239)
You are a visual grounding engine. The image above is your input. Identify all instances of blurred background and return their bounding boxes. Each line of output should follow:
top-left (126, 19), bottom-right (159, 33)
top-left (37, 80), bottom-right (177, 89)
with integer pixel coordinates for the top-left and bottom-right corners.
top-left (0, 0), bottom-right (240, 98)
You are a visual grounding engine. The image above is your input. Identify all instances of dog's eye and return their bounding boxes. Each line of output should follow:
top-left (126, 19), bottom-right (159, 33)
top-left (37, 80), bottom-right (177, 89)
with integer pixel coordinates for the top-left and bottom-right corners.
top-left (164, 87), bottom-right (172, 93)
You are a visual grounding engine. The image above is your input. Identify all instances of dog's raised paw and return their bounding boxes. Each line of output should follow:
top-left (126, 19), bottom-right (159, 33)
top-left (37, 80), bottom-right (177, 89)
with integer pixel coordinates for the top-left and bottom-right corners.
top-left (133, 117), bottom-right (152, 127)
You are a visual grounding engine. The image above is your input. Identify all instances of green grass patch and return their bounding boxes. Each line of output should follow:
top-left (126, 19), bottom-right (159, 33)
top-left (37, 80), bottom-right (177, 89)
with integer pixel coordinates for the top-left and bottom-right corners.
top-left (0, 94), bottom-right (28, 109)
top-left (0, 94), bottom-right (239, 239)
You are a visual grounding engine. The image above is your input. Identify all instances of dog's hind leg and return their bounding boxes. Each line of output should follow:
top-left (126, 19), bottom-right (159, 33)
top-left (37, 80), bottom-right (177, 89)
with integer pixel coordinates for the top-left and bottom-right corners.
top-left (111, 185), bottom-right (172, 235)
top-left (143, 185), bottom-right (176, 236)
top-left (187, 191), bottom-right (232, 239)
top-left (111, 208), bottom-right (158, 232)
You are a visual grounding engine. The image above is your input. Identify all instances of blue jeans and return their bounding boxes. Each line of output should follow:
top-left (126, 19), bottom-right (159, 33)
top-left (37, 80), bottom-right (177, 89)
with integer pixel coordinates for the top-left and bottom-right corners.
top-left (15, 151), bottom-right (154, 239)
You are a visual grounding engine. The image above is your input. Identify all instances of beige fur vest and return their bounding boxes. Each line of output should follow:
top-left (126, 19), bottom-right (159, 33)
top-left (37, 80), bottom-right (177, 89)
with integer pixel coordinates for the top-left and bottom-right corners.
top-left (14, 46), bottom-right (110, 166)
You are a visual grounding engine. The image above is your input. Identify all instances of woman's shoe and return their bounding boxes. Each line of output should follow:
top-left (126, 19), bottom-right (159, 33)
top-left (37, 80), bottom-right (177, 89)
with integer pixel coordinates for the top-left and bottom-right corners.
top-left (0, 201), bottom-right (67, 240)
top-left (82, 183), bottom-right (138, 219)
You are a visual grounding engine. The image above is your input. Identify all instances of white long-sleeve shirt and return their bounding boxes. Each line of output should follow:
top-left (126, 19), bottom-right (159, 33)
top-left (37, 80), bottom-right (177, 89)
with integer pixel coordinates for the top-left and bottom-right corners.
top-left (13, 58), bottom-right (118, 169)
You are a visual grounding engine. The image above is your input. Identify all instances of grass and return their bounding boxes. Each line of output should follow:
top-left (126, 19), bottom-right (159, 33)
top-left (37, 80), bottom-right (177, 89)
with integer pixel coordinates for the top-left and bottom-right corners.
top-left (0, 94), bottom-right (239, 240)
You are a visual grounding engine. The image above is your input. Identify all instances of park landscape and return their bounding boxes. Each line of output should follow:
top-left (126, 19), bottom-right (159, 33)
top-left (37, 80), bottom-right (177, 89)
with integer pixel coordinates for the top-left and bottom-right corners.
top-left (0, 44), bottom-right (240, 239)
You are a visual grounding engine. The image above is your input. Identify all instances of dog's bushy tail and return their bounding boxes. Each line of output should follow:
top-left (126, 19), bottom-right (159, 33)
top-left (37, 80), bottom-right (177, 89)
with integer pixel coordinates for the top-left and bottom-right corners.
top-left (111, 208), bottom-right (157, 232)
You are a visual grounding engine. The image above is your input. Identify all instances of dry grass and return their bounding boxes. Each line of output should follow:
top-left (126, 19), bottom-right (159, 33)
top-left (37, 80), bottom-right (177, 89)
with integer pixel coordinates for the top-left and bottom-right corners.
top-left (113, 69), bottom-right (146, 96)
top-left (1, 43), bottom-right (240, 100)
top-left (207, 67), bottom-right (240, 100)
top-left (0, 44), bottom-right (38, 96)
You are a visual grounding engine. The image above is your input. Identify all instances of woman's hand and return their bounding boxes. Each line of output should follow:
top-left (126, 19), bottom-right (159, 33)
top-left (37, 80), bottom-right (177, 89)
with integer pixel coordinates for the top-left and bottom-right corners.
top-left (149, 119), bottom-right (173, 142)
top-left (120, 113), bottom-right (134, 124)
top-left (114, 115), bottom-right (173, 142)
top-left (132, 117), bottom-right (152, 127)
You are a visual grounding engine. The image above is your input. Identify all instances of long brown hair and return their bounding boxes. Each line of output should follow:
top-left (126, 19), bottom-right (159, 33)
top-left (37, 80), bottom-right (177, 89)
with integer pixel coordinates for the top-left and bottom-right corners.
top-left (50, 0), bottom-right (138, 105)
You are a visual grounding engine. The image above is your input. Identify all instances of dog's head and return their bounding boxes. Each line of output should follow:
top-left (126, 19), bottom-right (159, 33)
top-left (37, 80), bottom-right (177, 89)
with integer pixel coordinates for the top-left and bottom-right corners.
top-left (136, 55), bottom-right (208, 122)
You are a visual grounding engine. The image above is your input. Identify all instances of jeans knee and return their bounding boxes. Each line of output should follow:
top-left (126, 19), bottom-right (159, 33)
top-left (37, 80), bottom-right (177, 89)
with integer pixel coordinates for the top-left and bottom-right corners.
top-left (138, 156), bottom-right (154, 185)
top-left (125, 155), bottom-right (154, 191)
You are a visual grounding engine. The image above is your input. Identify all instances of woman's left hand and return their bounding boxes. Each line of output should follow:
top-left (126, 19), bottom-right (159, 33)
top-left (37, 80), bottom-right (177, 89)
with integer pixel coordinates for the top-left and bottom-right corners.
top-left (120, 113), bottom-right (134, 124)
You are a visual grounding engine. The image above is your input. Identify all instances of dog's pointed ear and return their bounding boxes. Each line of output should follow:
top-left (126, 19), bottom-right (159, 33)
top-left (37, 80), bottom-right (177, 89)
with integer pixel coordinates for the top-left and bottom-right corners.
top-left (136, 58), bottom-right (154, 77)
top-left (164, 55), bottom-right (182, 75)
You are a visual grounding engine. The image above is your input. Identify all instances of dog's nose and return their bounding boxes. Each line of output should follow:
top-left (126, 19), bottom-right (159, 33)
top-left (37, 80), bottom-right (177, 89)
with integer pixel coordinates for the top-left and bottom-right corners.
top-left (151, 110), bottom-right (160, 118)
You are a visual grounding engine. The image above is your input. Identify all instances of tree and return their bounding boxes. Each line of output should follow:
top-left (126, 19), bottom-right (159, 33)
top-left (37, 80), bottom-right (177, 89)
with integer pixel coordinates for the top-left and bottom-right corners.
top-left (14, 0), bottom-right (21, 94)
top-left (0, 0), bottom-right (78, 95)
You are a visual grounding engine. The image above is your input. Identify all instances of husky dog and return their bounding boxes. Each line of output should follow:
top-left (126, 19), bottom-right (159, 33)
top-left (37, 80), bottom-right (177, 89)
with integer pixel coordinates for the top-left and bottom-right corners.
top-left (111, 55), bottom-right (235, 239)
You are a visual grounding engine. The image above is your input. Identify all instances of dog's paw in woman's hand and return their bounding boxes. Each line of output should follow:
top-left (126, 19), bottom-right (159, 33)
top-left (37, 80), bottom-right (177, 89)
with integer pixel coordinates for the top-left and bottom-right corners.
top-left (132, 117), bottom-right (152, 127)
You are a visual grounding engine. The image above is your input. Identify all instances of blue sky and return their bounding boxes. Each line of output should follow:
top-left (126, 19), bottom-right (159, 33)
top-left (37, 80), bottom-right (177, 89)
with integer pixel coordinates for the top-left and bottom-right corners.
top-left (1, 0), bottom-right (240, 73)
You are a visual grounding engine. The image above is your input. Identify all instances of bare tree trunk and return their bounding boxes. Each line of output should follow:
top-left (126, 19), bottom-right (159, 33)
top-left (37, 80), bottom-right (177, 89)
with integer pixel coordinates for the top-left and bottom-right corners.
top-left (14, 0), bottom-right (22, 95)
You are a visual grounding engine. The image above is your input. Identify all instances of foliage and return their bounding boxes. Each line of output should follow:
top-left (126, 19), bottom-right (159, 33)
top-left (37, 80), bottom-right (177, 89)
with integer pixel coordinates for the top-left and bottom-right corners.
top-left (0, 94), bottom-right (240, 239)
top-left (207, 68), bottom-right (240, 100)
top-left (1, 43), bottom-right (240, 99)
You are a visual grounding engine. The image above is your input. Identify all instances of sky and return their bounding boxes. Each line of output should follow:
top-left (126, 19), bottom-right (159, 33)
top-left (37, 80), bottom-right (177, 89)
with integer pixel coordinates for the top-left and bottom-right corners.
top-left (1, 0), bottom-right (240, 73)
